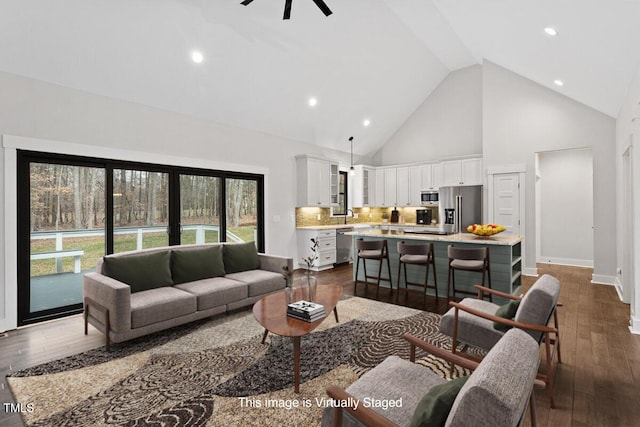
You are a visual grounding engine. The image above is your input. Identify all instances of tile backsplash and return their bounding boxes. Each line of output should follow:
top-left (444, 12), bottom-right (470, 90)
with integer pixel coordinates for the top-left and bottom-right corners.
top-left (295, 206), bottom-right (439, 227)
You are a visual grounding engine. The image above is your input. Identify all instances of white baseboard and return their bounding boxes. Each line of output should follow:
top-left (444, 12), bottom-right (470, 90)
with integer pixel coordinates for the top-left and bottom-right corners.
top-left (522, 267), bottom-right (538, 277)
top-left (591, 274), bottom-right (617, 286)
top-left (630, 315), bottom-right (640, 335)
top-left (537, 257), bottom-right (594, 268)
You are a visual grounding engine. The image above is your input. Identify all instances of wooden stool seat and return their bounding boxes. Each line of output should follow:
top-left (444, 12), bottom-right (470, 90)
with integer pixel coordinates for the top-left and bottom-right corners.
top-left (354, 239), bottom-right (392, 299)
top-left (447, 245), bottom-right (492, 303)
top-left (396, 241), bottom-right (437, 310)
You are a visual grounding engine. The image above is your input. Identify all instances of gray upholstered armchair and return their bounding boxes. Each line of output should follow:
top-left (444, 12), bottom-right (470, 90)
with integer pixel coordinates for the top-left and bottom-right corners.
top-left (322, 328), bottom-right (543, 427)
top-left (439, 274), bottom-right (561, 408)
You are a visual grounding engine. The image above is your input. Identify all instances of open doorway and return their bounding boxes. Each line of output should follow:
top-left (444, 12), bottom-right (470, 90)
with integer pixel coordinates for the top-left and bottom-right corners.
top-left (535, 148), bottom-right (594, 267)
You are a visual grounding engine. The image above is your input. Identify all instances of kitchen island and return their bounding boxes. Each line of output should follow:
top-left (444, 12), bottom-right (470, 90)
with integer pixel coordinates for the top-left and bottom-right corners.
top-left (347, 229), bottom-right (523, 304)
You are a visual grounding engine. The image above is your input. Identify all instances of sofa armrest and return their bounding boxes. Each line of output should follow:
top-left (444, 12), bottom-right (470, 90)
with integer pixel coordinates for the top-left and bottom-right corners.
top-left (83, 272), bottom-right (132, 333)
top-left (258, 253), bottom-right (293, 275)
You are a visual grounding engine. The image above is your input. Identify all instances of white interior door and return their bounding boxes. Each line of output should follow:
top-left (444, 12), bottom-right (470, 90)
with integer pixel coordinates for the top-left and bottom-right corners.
top-left (493, 173), bottom-right (520, 236)
top-left (623, 145), bottom-right (633, 304)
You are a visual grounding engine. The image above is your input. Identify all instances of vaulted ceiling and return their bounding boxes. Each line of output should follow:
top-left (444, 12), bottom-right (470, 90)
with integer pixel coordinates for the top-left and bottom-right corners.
top-left (2, 0), bottom-right (639, 156)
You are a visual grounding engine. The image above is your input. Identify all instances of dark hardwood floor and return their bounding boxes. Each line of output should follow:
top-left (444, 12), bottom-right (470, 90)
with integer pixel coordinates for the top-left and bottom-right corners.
top-left (1, 263), bottom-right (639, 426)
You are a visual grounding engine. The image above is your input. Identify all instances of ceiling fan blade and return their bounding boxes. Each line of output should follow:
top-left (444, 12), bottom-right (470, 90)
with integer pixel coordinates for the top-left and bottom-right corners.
top-left (312, 0), bottom-right (332, 16)
top-left (283, 0), bottom-right (292, 19)
top-left (240, 0), bottom-right (253, 5)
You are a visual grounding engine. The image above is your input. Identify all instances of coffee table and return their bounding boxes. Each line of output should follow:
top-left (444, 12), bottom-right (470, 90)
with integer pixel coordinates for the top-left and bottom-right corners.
top-left (252, 284), bottom-right (343, 393)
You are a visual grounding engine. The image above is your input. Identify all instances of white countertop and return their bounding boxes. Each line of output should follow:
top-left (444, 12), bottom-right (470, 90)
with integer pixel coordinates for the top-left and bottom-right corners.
top-left (345, 228), bottom-right (523, 246)
top-left (296, 222), bottom-right (439, 231)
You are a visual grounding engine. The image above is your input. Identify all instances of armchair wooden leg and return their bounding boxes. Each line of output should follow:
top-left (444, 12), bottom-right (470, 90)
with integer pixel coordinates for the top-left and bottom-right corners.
top-left (450, 307), bottom-right (460, 375)
top-left (554, 309), bottom-right (562, 364)
top-left (543, 333), bottom-right (555, 409)
top-left (529, 391), bottom-right (538, 427)
top-left (333, 408), bottom-right (343, 427)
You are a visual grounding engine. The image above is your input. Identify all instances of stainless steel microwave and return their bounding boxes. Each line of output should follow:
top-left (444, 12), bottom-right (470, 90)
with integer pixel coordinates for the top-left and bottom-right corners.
top-left (420, 190), bottom-right (439, 205)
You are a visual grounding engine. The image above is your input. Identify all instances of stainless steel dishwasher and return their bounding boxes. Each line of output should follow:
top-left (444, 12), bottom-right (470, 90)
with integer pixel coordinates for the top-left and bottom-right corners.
top-left (335, 227), bottom-right (353, 266)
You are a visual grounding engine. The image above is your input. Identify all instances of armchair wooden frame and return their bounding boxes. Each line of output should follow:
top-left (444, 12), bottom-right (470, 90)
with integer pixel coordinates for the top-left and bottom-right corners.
top-left (326, 332), bottom-right (544, 427)
top-left (449, 284), bottom-right (561, 409)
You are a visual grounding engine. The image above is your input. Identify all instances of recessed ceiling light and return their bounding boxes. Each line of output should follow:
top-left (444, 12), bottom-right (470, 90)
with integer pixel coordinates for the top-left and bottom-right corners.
top-left (191, 50), bottom-right (204, 64)
top-left (363, 119), bottom-right (371, 127)
top-left (544, 27), bottom-right (558, 36)
top-left (554, 79), bottom-right (564, 87)
top-left (308, 97), bottom-right (318, 107)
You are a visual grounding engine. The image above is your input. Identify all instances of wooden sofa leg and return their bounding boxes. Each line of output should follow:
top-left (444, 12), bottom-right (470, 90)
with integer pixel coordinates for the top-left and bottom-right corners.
top-left (105, 311), bottom-right (111, 352)
top-left (84, 303), bottom-right (89, 335)
top-left (84, 297), bottom-right (112, 352)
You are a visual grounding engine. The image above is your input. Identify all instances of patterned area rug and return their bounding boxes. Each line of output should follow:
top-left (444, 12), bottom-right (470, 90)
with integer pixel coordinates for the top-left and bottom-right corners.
top-left (7, 297), bottom-right (472, 427)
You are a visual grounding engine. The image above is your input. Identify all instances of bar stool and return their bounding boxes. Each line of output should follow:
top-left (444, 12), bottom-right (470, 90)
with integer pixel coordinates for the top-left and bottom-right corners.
top-left (396, 241), bottom-right (437, 310)
top-left (447, 245), bottom-right (492, 303)
top-left (354, 239), bottom-right (392, 299)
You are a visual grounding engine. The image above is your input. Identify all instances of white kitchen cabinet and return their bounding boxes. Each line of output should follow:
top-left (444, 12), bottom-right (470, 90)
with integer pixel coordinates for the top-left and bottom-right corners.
top-left (461, 158), bottom-right (483, 185)
top-left (409, 165), bottom-right (423, 205)
top-left (330, 162), bottom-right (339, 205)
top-left (352, 165), bottom-right (375, 207)
top-left (420, 163), bottom-right (442, 190)
top-left (296, 155), bottom-right (338, 206)
top-left (440, 158), bottom-right (483, 186)
top-left (378, 166), bottom-right (421, 206)
top-left (375, 167), bottom-right (385, 207)
top-left (297, 228), bottom-right (336, 271)
top-left (383, 167), bottom-right (397, 206)
top-left (396, 166), bottom-right (410, 206)
top-left (432, 163), bottom-right (443, 188)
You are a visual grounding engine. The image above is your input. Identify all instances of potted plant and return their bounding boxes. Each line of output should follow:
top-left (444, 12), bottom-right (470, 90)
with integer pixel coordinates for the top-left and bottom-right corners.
top-left (300, 238), bottom-right (319, 301)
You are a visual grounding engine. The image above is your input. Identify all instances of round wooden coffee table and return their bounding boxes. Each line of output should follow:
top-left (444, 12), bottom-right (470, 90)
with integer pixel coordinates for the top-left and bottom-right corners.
top-left (252, 284), bottom-right (343, 393)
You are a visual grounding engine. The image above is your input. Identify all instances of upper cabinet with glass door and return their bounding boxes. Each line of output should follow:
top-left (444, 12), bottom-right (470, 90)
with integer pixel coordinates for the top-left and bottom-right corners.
top-left (352, 165), bottom-right (375, 207)
top-left (296, 155), bottom-right (339, 207)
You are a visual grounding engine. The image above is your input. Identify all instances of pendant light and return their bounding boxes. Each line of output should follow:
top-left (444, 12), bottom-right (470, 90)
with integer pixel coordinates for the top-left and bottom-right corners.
top-left (349, 136), bottom-right (356, 176)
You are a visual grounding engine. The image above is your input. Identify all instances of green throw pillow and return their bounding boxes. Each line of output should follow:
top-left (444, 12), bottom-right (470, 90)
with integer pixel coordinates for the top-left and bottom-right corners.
top-left (171, 246), bottom-right (225, 284)
top-left (102, 251), bottom-right (173, 293)
top-left (223, 242), bottom-right (260, 274)
top-left (493, 299), bottom-right (521, 332)
top-left (410, 376), bottom-right (469, 427)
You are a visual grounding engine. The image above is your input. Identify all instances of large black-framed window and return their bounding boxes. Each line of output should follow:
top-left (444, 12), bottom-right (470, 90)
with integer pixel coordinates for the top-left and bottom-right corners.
top-left (17, 150), bottom-right (265, 326)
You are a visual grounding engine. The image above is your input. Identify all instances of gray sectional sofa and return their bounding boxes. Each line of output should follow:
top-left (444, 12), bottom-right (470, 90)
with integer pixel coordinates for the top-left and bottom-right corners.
top-left (83, 242), bottom-right (293, 350)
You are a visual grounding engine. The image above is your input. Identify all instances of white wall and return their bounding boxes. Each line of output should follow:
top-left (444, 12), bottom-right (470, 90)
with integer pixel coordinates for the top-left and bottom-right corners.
top-left (615, 62), bottom-right (640, 332)
top-left (0, 145), bottom-right (5, 327)
top-left (536, 148), bottom-right (593, 267)
top-left (482, 61), bottom-right (616, 280)
top-left (372, 65), bottom-right (482, 165)
top-left (0, 70), bottom-right (370, 332)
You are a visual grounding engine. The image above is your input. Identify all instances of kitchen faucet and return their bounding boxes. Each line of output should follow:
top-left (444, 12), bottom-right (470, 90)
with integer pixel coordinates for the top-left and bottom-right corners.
top-left (344, 209), bottom-right (353, 224)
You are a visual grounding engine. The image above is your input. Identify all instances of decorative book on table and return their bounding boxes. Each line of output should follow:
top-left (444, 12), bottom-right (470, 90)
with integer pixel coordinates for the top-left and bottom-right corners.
top-left (287, 300), bottom-right (325, 322)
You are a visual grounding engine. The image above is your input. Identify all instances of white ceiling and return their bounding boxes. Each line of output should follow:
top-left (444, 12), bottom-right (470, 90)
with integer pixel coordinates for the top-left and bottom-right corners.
top-left (1, 0), bottom-right (640, 157)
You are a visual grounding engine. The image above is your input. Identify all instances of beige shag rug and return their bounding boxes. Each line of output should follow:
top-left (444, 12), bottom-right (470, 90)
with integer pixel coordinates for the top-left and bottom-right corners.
top-left (7, 297), bottom-right (467, 427)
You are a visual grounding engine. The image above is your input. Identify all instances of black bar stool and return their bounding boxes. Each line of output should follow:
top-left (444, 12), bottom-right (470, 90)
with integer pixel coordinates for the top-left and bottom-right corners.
top-left (396, 241), bottom-right (437, 310)
top-left (354, 238), bottom-right (392, 299)
top-left (447, 245), bottom-right (492, 303)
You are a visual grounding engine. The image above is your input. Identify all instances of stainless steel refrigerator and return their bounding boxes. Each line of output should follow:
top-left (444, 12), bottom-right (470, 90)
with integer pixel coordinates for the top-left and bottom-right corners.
top-left (438, 185), bottom-right (482, 234)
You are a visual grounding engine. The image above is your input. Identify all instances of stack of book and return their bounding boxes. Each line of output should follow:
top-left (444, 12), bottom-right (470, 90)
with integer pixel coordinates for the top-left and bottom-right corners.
top-left (287, 300), bottom-right (326, 322)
